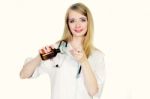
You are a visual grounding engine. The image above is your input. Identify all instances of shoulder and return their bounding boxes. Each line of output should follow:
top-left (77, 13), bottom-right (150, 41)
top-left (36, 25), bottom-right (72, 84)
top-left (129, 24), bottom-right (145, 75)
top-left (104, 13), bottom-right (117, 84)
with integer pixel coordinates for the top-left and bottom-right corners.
top-left (53, 40), bottom-right (68, 48)
top-left (50, 40), bottom-right (63, 48)
top-left (88, 48), bottom-right (105, 64)
top-left (90, 48), bottom-right (105, 58)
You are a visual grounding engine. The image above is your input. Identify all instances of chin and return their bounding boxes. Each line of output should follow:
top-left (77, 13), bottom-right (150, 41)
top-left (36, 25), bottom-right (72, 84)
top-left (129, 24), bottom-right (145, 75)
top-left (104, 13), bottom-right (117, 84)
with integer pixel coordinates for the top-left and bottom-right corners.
top-left (73, 31), bottom-right (86, 36)
top-left (73, 33), bottom-right (85, 37)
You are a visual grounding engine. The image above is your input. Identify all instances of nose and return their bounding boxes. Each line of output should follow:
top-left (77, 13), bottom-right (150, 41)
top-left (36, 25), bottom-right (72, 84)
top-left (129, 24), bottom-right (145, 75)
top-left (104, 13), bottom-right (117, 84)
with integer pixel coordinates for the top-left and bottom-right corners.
top-left (75, 21), bottom-right (81, 28)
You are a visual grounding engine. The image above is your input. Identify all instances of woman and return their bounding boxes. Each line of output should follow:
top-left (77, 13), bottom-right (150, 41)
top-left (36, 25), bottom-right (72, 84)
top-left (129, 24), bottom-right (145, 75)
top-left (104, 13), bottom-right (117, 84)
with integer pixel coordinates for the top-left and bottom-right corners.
top-left (20, 2), bottom-right (105, 99)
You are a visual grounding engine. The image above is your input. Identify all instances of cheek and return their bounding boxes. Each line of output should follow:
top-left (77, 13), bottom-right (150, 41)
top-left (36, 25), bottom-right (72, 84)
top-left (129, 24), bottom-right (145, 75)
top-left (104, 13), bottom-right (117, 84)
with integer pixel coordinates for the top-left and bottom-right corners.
top-left (83, 23), bottom-right (88, 30)
top-left (68, 24), bottom-right (75, 32)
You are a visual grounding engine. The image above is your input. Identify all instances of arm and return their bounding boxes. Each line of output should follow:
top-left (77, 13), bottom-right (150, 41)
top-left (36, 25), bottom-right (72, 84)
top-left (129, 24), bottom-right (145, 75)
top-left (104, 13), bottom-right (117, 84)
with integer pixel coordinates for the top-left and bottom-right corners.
top-left (20, 44), bottom-right (55, 79)
top-left (70, 49), bottom-right (99, 96)
top-left (80, 52), bottom-right (105, 97)
top-left (80, 59), bottom-right (99, 96)
top-left (71, 48), bottom-right (105, 97)
top-left (20, 54), bottom-right (42, 79)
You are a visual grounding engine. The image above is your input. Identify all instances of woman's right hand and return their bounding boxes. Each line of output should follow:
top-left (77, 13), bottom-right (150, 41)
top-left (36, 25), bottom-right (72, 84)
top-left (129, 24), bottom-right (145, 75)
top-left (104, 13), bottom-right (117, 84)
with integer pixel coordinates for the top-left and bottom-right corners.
top-left (39, 45), bottom-right (55, 55)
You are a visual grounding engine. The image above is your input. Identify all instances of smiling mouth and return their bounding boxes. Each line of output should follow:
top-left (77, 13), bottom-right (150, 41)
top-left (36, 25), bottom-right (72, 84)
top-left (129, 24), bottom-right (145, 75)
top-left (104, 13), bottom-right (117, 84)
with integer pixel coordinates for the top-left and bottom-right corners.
top-left (74, 29), bottom-right (83, 33)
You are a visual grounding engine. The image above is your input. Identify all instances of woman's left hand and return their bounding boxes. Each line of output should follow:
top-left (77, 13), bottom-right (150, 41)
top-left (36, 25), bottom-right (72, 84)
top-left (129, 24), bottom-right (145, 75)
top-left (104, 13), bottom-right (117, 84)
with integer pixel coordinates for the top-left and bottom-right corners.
top-left (70, 48), bottom-right (87, 64)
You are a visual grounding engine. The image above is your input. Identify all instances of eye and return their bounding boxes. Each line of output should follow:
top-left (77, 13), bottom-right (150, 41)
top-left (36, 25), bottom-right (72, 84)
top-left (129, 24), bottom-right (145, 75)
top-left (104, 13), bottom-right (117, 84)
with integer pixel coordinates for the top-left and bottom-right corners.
top-left (69, 19), bottom-right (75, 23)
top-left (80, 18), bottom-right (87, 22)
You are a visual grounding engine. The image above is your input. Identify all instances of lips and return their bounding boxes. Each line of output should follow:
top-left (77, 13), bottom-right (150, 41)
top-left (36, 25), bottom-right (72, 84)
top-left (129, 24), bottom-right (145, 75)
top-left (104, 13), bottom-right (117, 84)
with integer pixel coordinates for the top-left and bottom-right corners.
top-left (74, 29), bottom-right (83, 33)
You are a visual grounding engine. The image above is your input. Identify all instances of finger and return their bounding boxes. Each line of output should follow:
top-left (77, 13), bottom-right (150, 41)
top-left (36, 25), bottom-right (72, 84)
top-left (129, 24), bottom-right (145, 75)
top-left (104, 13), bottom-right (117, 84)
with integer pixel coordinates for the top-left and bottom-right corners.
top-left (75, 47), bottom-right (83, 51)
top-left (50, 44), bottom-right (55, 49)
top-left (43, 46), bottom-right (49, 53)
top-left (74, 48), bottom-right (81, 53)
top-left (74, 50), bottom-right (80, 54)
top-left (39, 49), bottom-right (45, 54)
top-left (70, 50), bottom-right (74, 55)
top-left (70, 50), bottom-right (79, 57)
top-left (46, 46), bottom-right (51, 52)
top-left (48, 46), bottom-right (52, 52)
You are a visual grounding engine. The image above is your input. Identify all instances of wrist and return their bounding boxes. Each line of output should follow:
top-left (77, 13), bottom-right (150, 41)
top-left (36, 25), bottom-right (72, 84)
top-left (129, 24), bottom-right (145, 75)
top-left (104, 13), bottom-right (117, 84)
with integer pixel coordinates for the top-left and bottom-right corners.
top-left (80, 57), bottom-right (88, 65)
top-left (37, 54), bottom-right (42, 61)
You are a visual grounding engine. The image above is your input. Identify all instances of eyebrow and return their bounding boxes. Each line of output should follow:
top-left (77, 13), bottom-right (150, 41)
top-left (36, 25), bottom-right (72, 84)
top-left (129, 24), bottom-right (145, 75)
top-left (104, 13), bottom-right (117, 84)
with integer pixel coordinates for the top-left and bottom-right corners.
top-left (68, 17), bottom-right (87, 20)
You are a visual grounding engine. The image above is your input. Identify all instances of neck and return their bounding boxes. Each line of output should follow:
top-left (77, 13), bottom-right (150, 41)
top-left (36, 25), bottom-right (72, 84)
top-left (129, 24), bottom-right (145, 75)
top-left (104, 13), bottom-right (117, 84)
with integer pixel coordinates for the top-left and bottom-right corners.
top-left (70, 36), bottom-right (84, 49)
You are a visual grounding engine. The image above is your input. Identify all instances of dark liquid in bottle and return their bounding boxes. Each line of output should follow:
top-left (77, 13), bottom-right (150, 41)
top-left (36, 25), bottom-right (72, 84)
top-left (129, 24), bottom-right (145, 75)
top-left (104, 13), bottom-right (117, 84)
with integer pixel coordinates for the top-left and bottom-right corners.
top-left (40, 48), bottom-right (60, 60)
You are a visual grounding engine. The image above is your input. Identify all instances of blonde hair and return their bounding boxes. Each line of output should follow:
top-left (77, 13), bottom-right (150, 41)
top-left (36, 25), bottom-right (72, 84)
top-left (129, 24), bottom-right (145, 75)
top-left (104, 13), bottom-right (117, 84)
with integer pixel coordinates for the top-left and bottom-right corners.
top-left (61, 3), bottom-right (94, 57)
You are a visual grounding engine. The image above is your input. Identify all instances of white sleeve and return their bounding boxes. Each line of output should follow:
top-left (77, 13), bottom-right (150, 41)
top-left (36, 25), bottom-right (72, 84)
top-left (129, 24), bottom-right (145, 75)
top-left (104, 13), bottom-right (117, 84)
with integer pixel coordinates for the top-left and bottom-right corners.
top-left (24, 57), bottom-right (56, 79)
top-left (92, 51), bottom-right (106, 99)
top-left (31, 59), bottom-right (56, 78)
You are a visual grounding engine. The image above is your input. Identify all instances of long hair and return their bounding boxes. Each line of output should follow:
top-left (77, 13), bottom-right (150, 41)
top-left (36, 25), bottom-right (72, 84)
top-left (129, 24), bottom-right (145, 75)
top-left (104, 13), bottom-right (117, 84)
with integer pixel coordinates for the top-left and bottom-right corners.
top-left (61, 3), bottom-right (94, 57)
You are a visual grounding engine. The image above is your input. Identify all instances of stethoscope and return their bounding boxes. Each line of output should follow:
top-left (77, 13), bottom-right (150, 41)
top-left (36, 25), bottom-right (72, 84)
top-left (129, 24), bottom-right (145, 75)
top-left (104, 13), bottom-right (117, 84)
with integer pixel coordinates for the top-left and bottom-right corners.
top-left (56, 40), bottom-right (82, 77)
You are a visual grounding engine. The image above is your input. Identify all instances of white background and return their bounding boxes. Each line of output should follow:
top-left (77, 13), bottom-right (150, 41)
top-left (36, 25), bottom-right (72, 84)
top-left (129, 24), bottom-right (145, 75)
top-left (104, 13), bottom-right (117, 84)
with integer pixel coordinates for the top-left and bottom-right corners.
top-left (0, 0), bottom-right (150, 99)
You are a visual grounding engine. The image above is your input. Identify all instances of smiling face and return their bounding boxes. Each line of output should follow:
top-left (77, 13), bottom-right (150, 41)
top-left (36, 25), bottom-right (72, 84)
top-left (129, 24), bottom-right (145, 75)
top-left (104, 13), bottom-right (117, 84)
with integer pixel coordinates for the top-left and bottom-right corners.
top-left (68, 10), bottom-right (88, 37)
top-left (62, 3), bottom-right (94, 57)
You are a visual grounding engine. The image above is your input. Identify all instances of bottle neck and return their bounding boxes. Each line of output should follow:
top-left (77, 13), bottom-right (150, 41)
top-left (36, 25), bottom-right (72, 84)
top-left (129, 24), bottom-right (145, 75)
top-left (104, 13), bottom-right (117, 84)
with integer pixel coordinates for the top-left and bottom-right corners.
top-left (55, 49), bottom-right (60, 53)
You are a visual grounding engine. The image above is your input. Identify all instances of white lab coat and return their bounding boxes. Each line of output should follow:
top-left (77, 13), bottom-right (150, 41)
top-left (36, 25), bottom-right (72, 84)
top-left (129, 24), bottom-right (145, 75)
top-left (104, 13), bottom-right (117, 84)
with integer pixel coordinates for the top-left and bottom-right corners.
top-left (26, 42), bottom-right (105, 99)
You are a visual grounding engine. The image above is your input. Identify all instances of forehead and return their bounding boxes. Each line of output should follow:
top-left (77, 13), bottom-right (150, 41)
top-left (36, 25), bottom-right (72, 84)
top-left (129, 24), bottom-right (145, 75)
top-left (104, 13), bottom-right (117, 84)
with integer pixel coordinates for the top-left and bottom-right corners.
top-left (68, 10), bottom-right (87, 19)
